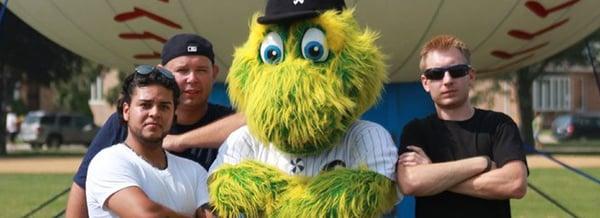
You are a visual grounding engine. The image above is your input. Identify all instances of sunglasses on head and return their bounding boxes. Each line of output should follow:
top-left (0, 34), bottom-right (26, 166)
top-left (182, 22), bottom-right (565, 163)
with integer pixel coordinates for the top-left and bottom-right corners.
top-left (423, 64), bottom-right (471, 80)
top-left (134, 65), bottom-right (174, 79)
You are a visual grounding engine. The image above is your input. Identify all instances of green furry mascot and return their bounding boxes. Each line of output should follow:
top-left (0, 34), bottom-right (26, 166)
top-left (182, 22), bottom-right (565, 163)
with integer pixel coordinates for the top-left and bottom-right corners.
top-left (208, 0), bottom-right (400, 217)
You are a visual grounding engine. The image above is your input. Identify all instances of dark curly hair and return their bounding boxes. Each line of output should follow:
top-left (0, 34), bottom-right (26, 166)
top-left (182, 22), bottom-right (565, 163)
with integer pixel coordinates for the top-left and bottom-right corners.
top-left (116, 66), bottom-right (180, 123)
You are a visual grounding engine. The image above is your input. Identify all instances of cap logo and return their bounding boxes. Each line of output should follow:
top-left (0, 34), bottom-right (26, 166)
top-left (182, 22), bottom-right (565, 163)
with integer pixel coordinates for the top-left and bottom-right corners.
top-left (293, 0), bottom-right (304, 5)
top-left (187, 45), bottom-right (197, 52)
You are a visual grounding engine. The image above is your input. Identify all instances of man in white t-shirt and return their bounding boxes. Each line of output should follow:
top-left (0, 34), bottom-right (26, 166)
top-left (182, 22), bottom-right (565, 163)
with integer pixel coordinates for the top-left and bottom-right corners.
top-left (86, 65), bottom-right (212, 218)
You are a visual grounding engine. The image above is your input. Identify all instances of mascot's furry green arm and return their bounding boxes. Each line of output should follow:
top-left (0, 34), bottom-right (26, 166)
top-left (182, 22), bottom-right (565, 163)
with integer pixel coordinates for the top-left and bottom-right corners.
top-left (208, 1), bottom-right (400, 217)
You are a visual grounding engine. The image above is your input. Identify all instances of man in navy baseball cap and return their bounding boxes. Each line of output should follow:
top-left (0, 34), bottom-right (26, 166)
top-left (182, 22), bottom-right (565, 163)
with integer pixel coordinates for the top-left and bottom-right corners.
top-left (65, 32), bottom-right (245, 217)
top-left (161, 33), bottom-right (215, 65)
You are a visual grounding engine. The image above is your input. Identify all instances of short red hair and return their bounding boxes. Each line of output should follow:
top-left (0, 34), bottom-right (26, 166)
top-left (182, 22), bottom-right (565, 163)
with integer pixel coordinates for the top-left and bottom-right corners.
top-left (419, 35), bottom-right (471, 70)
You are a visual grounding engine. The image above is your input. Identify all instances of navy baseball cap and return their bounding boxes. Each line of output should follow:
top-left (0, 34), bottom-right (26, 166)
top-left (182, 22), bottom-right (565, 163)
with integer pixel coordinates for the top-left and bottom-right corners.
top-left (161, 33), bottom-right (215, 65)
top-left (257, 0), bottom-right (346, 24)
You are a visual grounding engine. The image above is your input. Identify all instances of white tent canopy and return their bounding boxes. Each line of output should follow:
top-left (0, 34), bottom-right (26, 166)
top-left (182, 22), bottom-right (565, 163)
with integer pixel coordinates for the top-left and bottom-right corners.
top-left (7, 0), bottom-right (600, 82)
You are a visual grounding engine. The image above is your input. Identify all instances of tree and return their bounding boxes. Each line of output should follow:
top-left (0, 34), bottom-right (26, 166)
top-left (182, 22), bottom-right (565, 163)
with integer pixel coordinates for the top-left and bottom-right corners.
top-left (513, 28), bottom-right (600, 148)
top-left (0, 10), bottom-right (84, 85)
top-left (0, 9), bottom-right (95, 155)
top-left (514, 62), bottom-right (547, 148)
top-left (105, 70), bottom-right (128, 107)
top-left (51, 60), bottom-right (103, 117)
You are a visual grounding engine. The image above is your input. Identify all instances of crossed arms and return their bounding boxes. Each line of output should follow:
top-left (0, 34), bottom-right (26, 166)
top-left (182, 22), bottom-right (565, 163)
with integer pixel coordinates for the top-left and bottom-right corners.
top-left (105, 187), bottom-right (212, 218)
top-left (397, 146), bottom-right (527, 200)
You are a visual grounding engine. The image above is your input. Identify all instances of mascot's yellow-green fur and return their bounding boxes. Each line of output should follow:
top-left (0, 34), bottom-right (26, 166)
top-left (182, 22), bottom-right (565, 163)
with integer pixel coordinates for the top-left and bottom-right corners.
top-left (209, 1), bottom-right (400, 217)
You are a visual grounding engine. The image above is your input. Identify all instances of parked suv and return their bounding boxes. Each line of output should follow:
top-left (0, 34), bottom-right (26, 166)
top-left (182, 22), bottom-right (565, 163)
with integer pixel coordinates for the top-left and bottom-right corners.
top-left (551, 114), bottom-right (600, 141)
top-left (18, 111), bottom-right (99, 149)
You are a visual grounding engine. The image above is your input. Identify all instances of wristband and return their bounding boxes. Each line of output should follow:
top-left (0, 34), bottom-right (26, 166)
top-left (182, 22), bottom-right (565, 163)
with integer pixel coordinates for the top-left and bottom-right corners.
top-left (483, 156), bottom-right (492, 173)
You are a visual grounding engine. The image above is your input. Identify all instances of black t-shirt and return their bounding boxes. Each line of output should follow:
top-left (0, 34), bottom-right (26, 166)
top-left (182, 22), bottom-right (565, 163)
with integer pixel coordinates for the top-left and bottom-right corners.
top-left (73, 103), bottom-right (234, 188)
top-left (168, 104), bottom-right (233, 170)
top-left (400, 108), bottom-right (528, 218)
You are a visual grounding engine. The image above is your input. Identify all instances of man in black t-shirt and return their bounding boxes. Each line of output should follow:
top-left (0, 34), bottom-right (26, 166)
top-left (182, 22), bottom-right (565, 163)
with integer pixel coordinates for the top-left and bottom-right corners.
top-left (397, 35), bottom-right (528, 218)
top-left (65, 34), bottom-right (245, 217)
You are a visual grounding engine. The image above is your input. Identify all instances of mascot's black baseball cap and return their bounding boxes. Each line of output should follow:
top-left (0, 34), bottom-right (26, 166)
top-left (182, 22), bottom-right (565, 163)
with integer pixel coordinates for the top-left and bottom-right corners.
top-left (257, 0), bottom-right (346, 24)
top-left (161, 33), bottom-right (215, 65)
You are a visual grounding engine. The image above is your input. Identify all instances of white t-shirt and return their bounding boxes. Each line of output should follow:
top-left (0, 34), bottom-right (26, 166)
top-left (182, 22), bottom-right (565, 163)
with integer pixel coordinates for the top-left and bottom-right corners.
top-left (86, 143), bottom-right (209, 217)
top-left (210, 120), bottom-right (398, 180)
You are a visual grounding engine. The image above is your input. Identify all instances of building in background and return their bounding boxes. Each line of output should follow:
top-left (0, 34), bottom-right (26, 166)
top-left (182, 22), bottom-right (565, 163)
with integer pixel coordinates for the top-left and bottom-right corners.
top-left (473, 64), bottom-right (600, 128)
top-left (88, 68), bottom-right (120, 126)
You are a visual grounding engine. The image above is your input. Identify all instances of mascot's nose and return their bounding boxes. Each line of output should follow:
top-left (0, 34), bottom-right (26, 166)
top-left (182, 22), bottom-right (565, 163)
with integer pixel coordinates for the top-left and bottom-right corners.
top-left (271, 57), bottom-right (318, 74)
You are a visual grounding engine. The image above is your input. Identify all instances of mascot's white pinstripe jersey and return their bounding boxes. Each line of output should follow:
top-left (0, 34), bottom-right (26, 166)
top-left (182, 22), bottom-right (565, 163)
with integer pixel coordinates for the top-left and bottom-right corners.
top-left (210, 120), bottom-right (397, 180)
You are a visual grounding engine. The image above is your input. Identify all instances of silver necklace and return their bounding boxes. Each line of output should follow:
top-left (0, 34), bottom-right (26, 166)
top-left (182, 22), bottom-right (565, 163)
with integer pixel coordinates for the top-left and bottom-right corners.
top-left (123, 143), bottom-right (168, 170)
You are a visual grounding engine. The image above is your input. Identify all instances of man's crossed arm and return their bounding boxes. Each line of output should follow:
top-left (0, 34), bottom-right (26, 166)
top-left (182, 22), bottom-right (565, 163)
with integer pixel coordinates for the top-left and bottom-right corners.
top-left (397, 146), bottom-right (527, 199)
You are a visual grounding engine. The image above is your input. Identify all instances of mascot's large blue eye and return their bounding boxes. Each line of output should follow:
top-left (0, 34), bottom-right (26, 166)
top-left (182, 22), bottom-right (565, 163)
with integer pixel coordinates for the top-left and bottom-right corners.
top-left (260, 32), bottom-right (284, 64)
top-left (301, 28), bottom-right (329, 62)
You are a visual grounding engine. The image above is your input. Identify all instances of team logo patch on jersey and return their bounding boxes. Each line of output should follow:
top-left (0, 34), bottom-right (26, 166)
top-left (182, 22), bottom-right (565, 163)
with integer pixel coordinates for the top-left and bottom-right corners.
top-left (290, 158), bottom-right (304, 173)
top-left (322, 160), bottom-right (346, 172)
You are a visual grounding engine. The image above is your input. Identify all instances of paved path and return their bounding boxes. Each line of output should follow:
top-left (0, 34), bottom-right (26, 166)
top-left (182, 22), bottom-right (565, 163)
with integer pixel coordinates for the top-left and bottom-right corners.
top-left (2, 142), bottom-right (599, 173)
top-left (1, 143), bottom-right (84, 173)
top-left (525, 154), bottom-right (600, 168)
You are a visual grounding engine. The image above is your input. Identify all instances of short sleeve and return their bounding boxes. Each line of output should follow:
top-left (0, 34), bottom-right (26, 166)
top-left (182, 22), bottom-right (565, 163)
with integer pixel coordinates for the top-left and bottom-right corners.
top-left (195, 167), bottom-right (210, 208)
top-left (492, 117), bottom-right (528, 168)
top-left (399, 119), bottom-right (423, 154)
top-left (86, 147), bottom-right (140, 208)
top-left (208, 126), bottom-right (255, 174)
top-left (352, 121), bottom-right (398, 180)
top-left (74, 113), bottom-right (127, 188)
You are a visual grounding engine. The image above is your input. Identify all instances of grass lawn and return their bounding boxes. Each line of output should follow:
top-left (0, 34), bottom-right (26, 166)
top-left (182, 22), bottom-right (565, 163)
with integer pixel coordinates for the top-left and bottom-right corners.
top-left (0, 168), bottom-right (598, 217)
top-left (512, 168), bottom-right (600, 218)
top-left (0, 173), bottom-right (73, 217)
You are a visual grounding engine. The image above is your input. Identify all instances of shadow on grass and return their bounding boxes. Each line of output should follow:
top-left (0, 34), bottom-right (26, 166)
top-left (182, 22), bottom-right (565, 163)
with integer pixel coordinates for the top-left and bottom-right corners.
top-left (535, 130), bottom-right (600, 155)
top-left (546, 139), bottom-right (600, 147)
top-left (540, 140), bottom-right (600, 154)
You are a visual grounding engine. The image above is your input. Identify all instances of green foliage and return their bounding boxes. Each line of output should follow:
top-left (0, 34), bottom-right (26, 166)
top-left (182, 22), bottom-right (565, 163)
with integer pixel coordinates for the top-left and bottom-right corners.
top-left (0, 10), bottom-right (103, 154)
top-left (0, 10), bottom-right (83, 85)
top-left (512, 28), bottom-right (600, 146)
top-left (105, 70), bottom-right (128, 106)
top-left (50, 60), bottom-right (102, 116)
top-left (1, 9), bottom-right (100, 116)
top-left (545, 29), bottom-right (600, 66)
top-left (0, 9), bottom-right (113, 116)
top-left (8, 98), bottom-right (28, 116)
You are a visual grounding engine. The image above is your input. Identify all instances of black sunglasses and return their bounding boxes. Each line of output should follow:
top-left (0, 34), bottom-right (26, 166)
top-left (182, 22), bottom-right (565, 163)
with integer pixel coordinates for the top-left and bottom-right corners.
top-left (423, 64), bottom-right (471, 80)
top-left (134, 65), bottom-right (174, 79)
